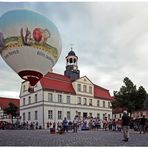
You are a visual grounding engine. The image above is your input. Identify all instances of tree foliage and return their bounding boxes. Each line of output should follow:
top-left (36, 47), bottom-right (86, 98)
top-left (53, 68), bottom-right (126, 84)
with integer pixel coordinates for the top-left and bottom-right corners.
top-left (112, 77), bottom-right (147, 114)
top-left (3, 102), bottom-right (19, 124)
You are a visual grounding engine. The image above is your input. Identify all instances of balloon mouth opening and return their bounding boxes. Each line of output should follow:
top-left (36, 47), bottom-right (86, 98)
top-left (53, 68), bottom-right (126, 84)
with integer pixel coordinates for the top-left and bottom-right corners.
top-left (18, 70), bottom-right (43, 86)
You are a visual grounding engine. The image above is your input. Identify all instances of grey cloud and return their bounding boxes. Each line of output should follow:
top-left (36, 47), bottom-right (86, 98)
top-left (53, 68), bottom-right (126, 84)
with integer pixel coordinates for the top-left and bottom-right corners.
top-left (1, 2), bottom-right (148, 98)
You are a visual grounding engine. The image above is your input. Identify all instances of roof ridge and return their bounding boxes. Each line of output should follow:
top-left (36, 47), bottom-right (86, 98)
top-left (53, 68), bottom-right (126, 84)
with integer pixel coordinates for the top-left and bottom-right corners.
top-left (0, 97), bottom-right (19, 100)
top-left (94, 84), bottom-right (109, 91)
top-left (43, 76), bottom-right (72, 84)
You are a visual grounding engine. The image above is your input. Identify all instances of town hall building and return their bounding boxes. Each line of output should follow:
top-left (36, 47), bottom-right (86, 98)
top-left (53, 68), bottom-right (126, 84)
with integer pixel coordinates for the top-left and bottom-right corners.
top-left (20, 49), bottom-right (113, 129)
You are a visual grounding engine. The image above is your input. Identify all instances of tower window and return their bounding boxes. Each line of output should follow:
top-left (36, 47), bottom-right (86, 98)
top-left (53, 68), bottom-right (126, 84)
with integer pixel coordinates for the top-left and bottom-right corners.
top-left (74, 58), bottom-right (76, 63)
top-left (70, 58), bottom-right (72, 63)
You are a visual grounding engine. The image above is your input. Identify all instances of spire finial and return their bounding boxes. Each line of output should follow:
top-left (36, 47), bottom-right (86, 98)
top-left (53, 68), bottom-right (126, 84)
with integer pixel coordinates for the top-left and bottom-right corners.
top-left (70, 43), bottom-right (74, 51)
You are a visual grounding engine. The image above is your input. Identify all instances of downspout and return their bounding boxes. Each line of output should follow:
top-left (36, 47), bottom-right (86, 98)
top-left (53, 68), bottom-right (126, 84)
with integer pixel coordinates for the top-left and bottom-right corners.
top-left (42, 89), bottom-right (45, 129)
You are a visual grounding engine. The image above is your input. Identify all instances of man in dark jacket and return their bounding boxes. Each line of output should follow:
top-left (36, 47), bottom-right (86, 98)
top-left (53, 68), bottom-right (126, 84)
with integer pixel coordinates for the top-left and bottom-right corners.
top-left (122, 110), bottom-right (130, 142)
top-left (139, 115), bottom-right (146, 134)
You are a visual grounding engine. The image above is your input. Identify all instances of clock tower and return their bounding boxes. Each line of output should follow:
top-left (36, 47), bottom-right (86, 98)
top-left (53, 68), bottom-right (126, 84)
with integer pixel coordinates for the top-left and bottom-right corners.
top-left (64, 48), bottom-right (80, 81)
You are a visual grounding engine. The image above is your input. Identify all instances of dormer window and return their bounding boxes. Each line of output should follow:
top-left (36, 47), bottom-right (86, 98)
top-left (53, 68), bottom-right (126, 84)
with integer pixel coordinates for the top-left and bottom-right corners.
top-left (77, 84), bottom-right (81, 91)
top-left (83, 85), bottom-right (87, 92)
top-left (89, 86), bottom-right (92, 94)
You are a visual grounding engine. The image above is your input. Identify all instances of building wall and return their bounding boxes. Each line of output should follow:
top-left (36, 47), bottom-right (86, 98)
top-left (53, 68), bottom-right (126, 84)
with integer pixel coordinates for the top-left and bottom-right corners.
top-left (20, 80), bottom-right (112, 129)
top-left (112, 113), bottom-right (123, 120)
top-left (72, 76), bottom-right (94, 97)
top-left (132, 110), bottom-right (148, 119)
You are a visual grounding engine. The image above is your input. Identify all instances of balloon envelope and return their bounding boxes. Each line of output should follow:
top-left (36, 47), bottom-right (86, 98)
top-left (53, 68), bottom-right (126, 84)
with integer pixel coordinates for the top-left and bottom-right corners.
top-left (0, 9), bottom-right (62, 87)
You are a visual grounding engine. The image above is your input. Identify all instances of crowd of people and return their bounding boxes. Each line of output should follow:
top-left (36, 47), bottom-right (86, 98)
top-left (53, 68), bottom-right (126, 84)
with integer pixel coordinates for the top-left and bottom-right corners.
top-left (46, 112), bottom-right (148, 142)
top-left (1, 111), bottom-right (147, 143)
top-left (47, 116), bottom-right (125, 134)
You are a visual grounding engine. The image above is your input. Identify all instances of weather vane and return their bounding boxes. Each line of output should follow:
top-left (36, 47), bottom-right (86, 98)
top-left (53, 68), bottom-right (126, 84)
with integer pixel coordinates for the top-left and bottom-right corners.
top-left (70, 43), bottom-right (74, 51)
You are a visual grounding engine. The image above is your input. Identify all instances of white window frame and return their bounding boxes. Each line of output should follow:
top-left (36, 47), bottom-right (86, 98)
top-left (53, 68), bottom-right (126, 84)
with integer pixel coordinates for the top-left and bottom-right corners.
top-left (48, 110), bottom-right (53, 119)
top-left (35, 111), bottom-right (38, 120)
top-left (35, 94), bottom-right (38, 103)
top-left (97, 100), bottom-right (100, 107)
top-left (89, 86), bottom-right (92, 94)
top-left (67, 96), bottom-right (70, 104)
top-left (89, 99), bottom-right (92, 106)
top-left (58, 111), bottom-right (62, 120)
top-left (58, 94), bottom-right (62, 103)
top-left (23, 98), bottom-right (25, 106)
top-left (67, 111), bottom-right (71, 120)
top-left (84, 98), bottom-right (87, 105)
top-left (48, 93), bottom-right (53, 102)
top-left (28, 96), bottom-right (31, 104)
top-left (103, 101), bottom-right (105, 108)
top-left (83, 85), bottom-right (87, 92)
top-left (23, 112), bottom-right (25, 121)
top-left (77, 84), bottom-right (81, 91)
top-left (78, 97), bottom-right (81, 104)
top-left (28, 112), bottom-right (31, 120)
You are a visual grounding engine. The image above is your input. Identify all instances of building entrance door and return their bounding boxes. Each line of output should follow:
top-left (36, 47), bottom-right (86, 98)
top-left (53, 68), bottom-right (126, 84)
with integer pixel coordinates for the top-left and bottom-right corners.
top-left (83, 112), bottom-right (87, 118)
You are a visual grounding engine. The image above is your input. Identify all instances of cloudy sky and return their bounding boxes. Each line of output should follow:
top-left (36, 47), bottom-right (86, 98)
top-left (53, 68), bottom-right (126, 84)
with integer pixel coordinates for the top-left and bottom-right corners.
top-left (1, 2), bottom-right (148, 98)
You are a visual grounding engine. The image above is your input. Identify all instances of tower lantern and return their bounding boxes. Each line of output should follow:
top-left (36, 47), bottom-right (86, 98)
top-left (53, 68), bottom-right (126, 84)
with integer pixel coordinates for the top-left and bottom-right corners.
top-left (64, 47), bottom-right (80, 81)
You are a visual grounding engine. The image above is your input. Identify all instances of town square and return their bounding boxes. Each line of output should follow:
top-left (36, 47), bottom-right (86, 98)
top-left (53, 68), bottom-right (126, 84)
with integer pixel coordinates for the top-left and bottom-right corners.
top-left (1, 1), bottom-right (148, 147)
top-left (0, 129), bottom-right (148, 146)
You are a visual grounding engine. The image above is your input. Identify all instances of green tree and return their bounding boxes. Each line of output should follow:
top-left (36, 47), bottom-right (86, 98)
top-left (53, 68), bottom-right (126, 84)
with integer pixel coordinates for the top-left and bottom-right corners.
top-left (112, 77), bottom-right (147, 116)
top-left (3, 102), bottom-right (19, 124)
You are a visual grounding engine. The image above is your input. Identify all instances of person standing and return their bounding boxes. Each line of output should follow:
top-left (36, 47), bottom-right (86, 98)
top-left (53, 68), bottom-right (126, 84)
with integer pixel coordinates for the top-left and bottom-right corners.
top-left (122, 110), bottom-right (130, 142)
top-left (139, 115), bottom-right (146, 134)
top-left (63, 117), bottom-right (68, 132)
top-left (73, 116), bottom-right (78, 133)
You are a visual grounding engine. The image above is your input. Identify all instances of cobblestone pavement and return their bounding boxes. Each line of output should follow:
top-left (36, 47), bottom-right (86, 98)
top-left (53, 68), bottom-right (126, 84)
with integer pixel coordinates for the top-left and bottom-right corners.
top-left (0, 129), bottom-right (148, 146)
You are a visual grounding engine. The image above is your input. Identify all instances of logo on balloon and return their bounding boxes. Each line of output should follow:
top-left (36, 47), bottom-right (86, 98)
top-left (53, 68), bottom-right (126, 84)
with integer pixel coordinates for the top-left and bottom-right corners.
top-left (0, 27), bottom-right (58, 59)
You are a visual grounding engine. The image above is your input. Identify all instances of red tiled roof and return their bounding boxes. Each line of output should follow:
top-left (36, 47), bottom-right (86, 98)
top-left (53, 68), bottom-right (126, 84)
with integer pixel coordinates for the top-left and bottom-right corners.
top-left (112, 107), bottom-right (125, 114)
top-left (94, 85), bottom-right (112, 100)
top-left (0, 97), bottom-right (20, 109)
top-left (40, 73), bottom-right (113, 100)
top-left (40, 72), bottom-right (76, 94)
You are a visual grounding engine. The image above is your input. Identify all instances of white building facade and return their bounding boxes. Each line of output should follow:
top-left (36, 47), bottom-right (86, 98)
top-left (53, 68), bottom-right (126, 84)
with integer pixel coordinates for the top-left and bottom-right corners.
top-left (20, 50), bottom-right (113, 129)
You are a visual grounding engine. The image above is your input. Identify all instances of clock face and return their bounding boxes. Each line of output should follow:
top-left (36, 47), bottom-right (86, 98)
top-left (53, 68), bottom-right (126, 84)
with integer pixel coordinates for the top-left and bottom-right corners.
top-left (73, 65), bottom-right (77, 70)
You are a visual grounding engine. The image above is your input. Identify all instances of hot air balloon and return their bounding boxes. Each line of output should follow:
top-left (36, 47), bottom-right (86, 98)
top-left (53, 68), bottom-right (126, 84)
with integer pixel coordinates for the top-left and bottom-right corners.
top-left (0, 9), bottom-right (62, 92)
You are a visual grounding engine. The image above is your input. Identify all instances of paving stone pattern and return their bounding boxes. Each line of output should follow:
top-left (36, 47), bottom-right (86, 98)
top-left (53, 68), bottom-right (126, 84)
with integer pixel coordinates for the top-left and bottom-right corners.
top-left (0, 129), bottom-right (148, 146)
